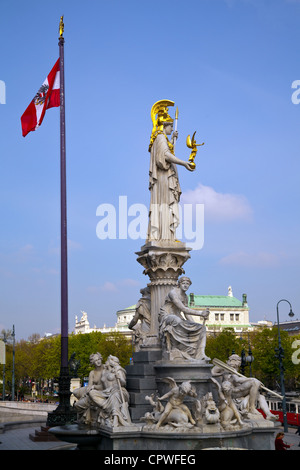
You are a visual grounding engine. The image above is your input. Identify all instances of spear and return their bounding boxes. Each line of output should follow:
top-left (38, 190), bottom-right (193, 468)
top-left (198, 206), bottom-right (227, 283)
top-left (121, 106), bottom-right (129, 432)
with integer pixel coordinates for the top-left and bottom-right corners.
top-left (117, 376), bottom-right (132, 424)
top-left (173, 106), bottom-right (179, 153)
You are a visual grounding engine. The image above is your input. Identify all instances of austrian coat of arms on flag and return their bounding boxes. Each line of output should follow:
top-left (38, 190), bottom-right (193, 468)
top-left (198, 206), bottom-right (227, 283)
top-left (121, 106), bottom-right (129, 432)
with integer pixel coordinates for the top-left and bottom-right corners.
top-left (21, 59), bottom-right (60, 137)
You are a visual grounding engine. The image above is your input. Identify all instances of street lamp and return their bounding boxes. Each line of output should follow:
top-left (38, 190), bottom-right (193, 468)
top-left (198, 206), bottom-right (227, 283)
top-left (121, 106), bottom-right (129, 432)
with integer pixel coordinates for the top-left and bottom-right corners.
top-left (245, 342), bottom-right (254, 377)
top-left (275, 299), bottom-right (294, 433)
top-left (240, 332), bottom-right (254, 377)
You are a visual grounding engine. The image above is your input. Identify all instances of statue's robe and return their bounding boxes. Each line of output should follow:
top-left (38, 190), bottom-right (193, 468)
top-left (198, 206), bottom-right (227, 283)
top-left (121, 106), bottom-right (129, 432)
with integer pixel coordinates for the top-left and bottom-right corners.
top-left (147, 133), bottom-right (181, 241)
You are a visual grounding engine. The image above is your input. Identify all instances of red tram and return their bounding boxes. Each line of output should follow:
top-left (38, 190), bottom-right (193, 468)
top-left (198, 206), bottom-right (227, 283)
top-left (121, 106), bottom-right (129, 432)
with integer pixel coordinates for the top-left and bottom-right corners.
top-left (258, 397), bottom-right (300, 427)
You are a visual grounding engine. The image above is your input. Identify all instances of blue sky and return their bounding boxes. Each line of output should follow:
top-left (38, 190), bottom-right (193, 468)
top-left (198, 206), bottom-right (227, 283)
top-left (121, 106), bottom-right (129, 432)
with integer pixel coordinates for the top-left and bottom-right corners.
top-left (0, 0), bottom-right (299, 340)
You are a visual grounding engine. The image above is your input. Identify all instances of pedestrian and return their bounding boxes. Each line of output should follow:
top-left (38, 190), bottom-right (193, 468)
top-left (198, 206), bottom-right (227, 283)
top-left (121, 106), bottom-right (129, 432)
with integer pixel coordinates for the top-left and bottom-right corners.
top-left (275, 432), bottom-right (293, 450)
top-left (295, 425), bottom-right (300, 447)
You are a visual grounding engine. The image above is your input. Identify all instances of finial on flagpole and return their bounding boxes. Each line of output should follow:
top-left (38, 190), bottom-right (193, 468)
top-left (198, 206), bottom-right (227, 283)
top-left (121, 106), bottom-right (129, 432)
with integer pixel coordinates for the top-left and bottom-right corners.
top-left (59, 15), bottom-right (64, 38)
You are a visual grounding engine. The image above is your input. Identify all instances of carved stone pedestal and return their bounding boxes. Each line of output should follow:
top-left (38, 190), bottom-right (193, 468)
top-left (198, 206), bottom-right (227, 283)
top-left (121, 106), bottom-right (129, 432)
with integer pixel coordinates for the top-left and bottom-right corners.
top-left (127, 241), bottom-right (195, 421)
top-left (154, 361), bottom-right (215, 403)
top-left (126, 349), bottom-right (162, 422)
top-left (136, 241), bottom-right (191, 349)
top-left (126, 354), bottom-right (215, 424)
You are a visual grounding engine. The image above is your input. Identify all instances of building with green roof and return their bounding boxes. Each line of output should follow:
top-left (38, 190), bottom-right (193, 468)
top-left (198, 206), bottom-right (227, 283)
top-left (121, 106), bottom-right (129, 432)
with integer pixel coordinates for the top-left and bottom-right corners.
top-left (115, 286), bottom-right (252, 335)
top-left (74, 287), bottom-right (252, 337)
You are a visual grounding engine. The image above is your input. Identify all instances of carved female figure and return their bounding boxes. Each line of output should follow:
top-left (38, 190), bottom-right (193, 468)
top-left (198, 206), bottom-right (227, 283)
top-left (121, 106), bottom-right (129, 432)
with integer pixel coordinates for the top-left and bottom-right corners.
top-left (147, 101), bottom-right (195, 242)
top-left (158, 276), bottom-right (210, 361)
top-left (73, 352), bottom-right (104, 425)
top-left (89, 355), bottom-right (131, 427)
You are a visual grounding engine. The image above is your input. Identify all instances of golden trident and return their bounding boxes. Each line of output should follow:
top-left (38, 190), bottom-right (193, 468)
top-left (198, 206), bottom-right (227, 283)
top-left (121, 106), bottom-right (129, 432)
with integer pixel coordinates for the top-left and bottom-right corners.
top-left (186, 131), bottom-right (204, 169)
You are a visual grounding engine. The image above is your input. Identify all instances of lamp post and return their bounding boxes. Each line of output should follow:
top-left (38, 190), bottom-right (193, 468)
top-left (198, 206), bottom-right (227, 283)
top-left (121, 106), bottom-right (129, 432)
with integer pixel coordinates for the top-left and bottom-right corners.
top-left (275, 299), bottom-right (294, 433)
top-left (240, 332), bottom-right (254, 376)
top-left (246, 340), bottom-right (254, 377)
top-left (240, 348), bottom-right (246, 375)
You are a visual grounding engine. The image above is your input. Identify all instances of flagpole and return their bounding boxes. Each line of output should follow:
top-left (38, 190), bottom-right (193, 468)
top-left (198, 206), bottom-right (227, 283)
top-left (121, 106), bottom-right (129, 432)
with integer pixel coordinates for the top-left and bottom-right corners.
top-left (47, 16), bottom-right (76, 427)
top-left (59, 16), bottom-right (68, 375)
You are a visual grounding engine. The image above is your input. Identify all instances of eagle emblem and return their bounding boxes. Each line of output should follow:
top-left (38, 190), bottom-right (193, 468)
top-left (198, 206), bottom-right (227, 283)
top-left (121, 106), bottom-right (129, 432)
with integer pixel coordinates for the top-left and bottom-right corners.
top-left (33, 84), bottom-right (49, 105)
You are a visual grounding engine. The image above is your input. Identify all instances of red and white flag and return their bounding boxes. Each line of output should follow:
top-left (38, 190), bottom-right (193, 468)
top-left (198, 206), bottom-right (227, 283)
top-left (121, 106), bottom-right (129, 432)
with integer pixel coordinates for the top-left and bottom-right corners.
top-left (21, 59), bottom-right (60, 137)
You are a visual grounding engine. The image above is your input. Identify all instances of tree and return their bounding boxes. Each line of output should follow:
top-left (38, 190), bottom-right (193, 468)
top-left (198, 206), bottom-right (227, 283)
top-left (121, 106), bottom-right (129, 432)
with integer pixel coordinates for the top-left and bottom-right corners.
top-left (68, 331), bottom-right (132, 379)
top-left (206, 328), bottom-right (246, 363)
top-left (251, 328), bottom-right (300, 390)
top-left (6, 327), bottom-right (300, 396)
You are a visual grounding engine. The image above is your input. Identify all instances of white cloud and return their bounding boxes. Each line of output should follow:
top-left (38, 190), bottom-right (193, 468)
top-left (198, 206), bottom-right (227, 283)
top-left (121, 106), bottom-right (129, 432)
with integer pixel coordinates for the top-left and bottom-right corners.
top-left (100, 281), bottom-right (118, 292)
top-left (119, 278), bottom-right (140, 287)
top-left (19, 244), bottom-right (34, 254)
top-left (181, 184), bottom-right (253, 223)
top-left (48, 239), bottom-right (82, 255)
top-left (87, 278), bottom-right (140, 294)
top-left (219, 251), bottom-right (280, 268)
top-left (68, 239), bottom-right (83, 251)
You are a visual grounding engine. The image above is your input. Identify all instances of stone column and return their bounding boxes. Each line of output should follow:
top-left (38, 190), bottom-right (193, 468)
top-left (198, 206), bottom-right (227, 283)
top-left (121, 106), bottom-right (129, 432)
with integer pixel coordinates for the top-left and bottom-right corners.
top-left (136, 240), bottom-right (191, 349)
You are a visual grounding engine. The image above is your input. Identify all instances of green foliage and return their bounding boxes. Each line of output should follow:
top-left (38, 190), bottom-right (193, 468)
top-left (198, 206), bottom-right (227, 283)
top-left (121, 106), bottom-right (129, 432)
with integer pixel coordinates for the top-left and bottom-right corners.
top-left (2, 331), bottom-right (133, 392)
top-left (250, 328), bottom-right (300, 389)
top-left (206, 327), bottom-right (300, 391)
top-left (3, 328), bottom-right (300, 395)
top-left (68, 331), bottom-right (132, 378)
top-left (206, 328), bottom-right (246, 362)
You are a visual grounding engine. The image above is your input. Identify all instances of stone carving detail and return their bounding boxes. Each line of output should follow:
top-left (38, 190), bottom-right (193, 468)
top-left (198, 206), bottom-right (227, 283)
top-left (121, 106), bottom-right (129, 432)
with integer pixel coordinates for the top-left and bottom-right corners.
top-left (128, 287), bottom-right (151, 351)
top-left (136, 248), bottom-right (190, 279)
top-left (73, 352), bottom-right (104, 426)
top-left (141, 377), bottom-right (199, 431)
top-left (158, 276), bottom-right (210, 362)
top-left (211, 354), bottom-right (280, 426)
top-left (211, 377), bottom-right (246, 430)
top-left (200, 392), bottom-right (220, 425)
top-left (73, 354), bottom-right (132, 428)
top-left (147, 100), bottom-right (196, 243)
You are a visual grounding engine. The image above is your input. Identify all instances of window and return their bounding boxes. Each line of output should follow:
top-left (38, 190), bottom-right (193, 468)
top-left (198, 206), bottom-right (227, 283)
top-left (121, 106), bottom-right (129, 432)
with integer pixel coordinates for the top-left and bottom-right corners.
top-left (289, 403), bottom-right (296, 413)
top-left (235, 314), bottom-right (239, 321)
top-left (230, 314), bottom-right (234, 321)
top-left (215, 313), bottom-right (219, 321)
top-left (220, 314), bottom-right (224, 321)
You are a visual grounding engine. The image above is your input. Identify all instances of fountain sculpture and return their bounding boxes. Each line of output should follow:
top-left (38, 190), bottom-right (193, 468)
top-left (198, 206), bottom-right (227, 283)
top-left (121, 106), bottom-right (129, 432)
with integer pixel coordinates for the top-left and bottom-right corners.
top-left (49, 100), bottom-right (280, 450)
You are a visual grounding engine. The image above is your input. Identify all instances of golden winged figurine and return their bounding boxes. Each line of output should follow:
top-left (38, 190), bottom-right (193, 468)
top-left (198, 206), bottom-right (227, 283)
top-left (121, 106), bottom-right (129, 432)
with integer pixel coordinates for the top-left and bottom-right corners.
top-left (186, 131), bottom-right (204, 169)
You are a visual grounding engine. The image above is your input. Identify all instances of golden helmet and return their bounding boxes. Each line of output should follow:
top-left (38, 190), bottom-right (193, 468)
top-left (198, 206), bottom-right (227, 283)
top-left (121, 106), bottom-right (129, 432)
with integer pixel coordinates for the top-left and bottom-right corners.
top-left (149, 99), bottom-right (174, 151)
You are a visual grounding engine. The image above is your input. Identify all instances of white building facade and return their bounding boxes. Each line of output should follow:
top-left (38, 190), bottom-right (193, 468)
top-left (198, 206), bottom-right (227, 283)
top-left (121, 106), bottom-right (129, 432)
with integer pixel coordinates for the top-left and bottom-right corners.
top-left (74, 287), bottom-right (255, 337)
